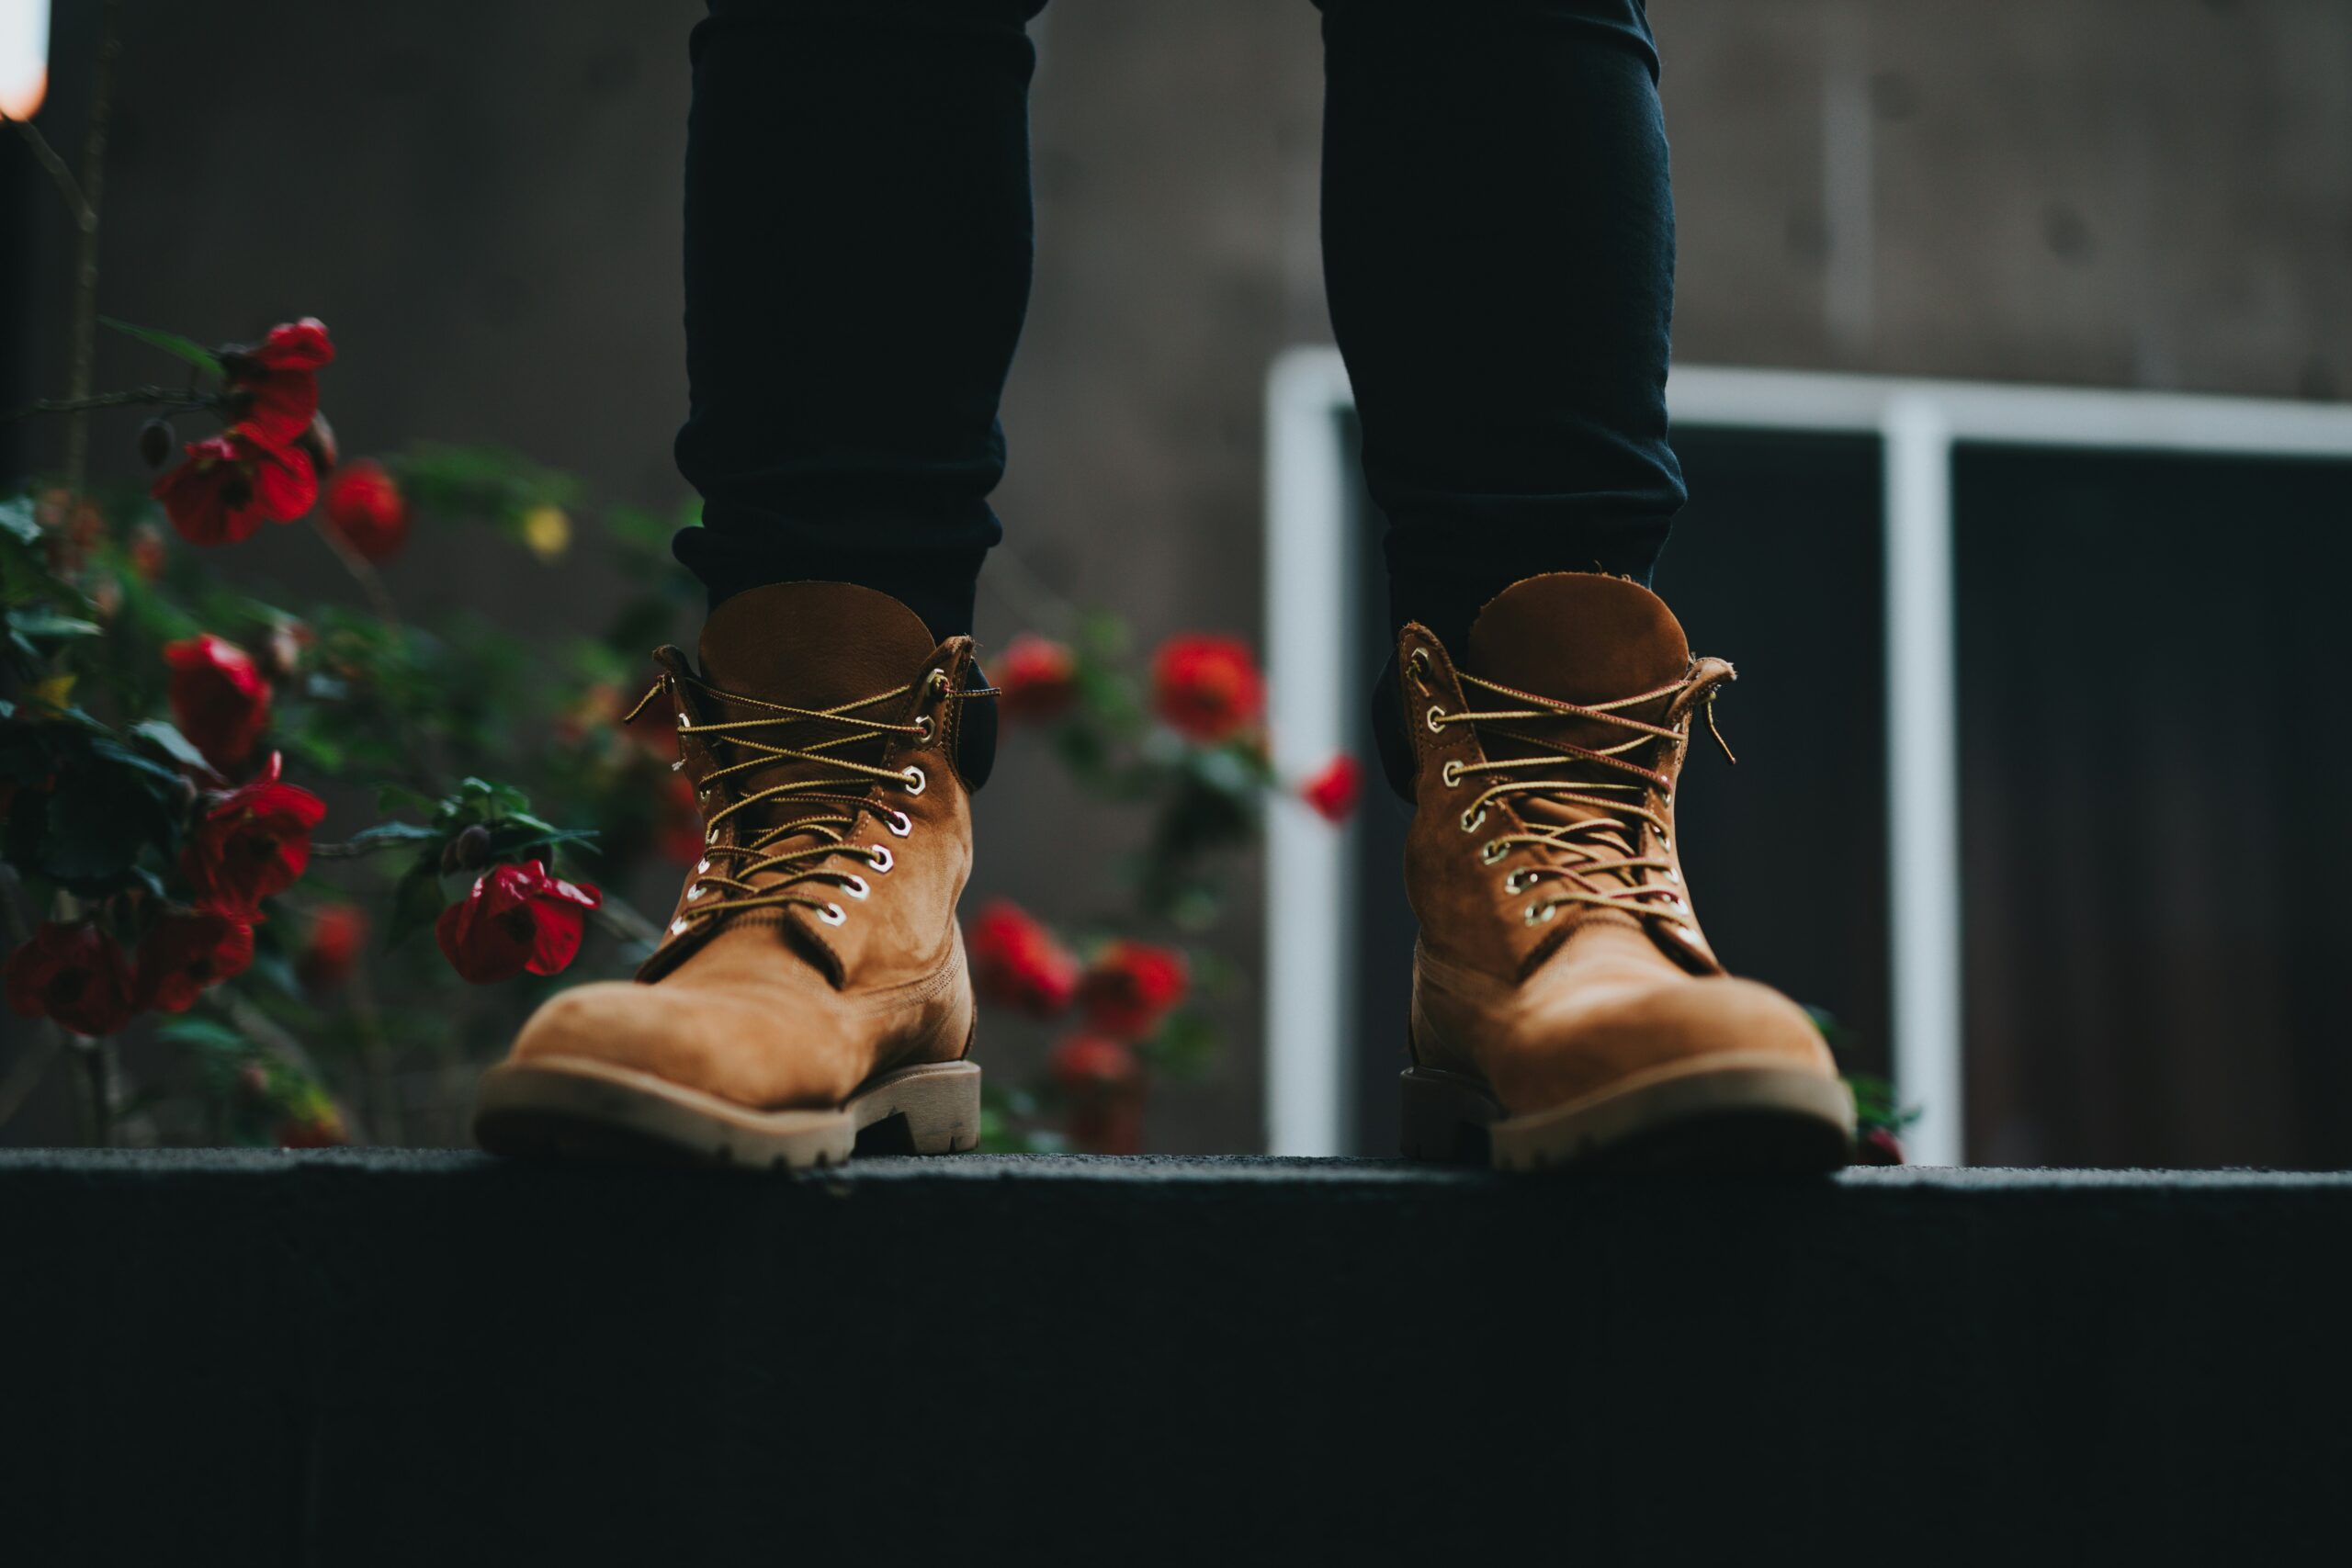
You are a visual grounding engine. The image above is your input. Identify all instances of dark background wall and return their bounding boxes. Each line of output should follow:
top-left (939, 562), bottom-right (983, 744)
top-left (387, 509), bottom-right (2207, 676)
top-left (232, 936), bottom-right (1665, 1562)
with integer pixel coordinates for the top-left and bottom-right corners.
top-left (8, 0), bottom-right (2348, 1154)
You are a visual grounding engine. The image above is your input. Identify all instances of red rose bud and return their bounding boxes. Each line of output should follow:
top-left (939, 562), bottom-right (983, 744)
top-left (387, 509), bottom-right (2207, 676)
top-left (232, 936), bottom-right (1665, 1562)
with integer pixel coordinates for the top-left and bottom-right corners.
top-left (322, 458), bottom-right (410, 562)
top-left (1076, 940), bottom-right (1189, 1040)
top-left (128, 522), bottom-right (168, 582)
top-left (237, 1061), bottom-right (271, 1100)
top-left (1857, 1126), bottom-right (1907, 1167)
top-left (967, 898), bottom-right (1080, 1018)
top-left (164, 634), bottom-right (272, 772)
top-left (4, 921), bottom-right (138, 1037)
top-left (219, 318), bottom-right (335, 444)
top-left (137, 416), bottom-right (176, 470)
top-left (995, 634), bottom-right (1080, 724)
top-left (299, 904), bottom-right (368, 990)
top-left (1049, 1033), bottom-right (1146, 1156)
top-left (300, 410), bottom-right (340, 477)
top-left (135, 910), bottom-right (255, 1014)
top-left (1150, 633), bottom-right (1264, 743)
top-left (1299, 753), bottom-right (1365, 824)
top-left (151, 427), bottom-right (318, 546)
top-left (180, 754), bottom-right (327, 921)
top-left (435, 859), bottom-right (603, 985)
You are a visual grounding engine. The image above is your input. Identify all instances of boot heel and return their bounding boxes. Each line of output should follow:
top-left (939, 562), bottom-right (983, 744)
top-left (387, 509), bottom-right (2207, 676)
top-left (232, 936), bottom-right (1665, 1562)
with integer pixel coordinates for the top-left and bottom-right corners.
top-left (1399, 1068), bottom-right (1501, 1165)
top-left (849, 1061), bottom-right (983, 1156)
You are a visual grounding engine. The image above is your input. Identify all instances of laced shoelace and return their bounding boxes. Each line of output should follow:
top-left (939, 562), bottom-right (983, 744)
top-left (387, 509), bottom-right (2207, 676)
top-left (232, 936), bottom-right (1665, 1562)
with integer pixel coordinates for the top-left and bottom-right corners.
top-left (1415, 646), bottom-right (1736, 933)
top-left (623, 667), bottom-right (993, 936)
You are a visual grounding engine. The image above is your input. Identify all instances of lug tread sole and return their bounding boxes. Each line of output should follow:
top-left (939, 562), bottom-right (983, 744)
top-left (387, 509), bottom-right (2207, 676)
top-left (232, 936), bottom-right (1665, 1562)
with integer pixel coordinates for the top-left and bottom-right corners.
top-left (473, 1055), bottom-right (981, 1171)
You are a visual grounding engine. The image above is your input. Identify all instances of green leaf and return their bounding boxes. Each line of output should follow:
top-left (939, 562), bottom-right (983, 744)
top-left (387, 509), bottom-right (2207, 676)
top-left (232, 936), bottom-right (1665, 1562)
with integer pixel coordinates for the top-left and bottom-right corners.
top-left (0, 497), bottom-right (38, 546)
top-left (127, 719), bottom-right (211, 773)
top-left (376, 783), bottom-right (439, 816)
top-left (6, 610), bottom-right (102, 641)
top-left (98, 315), bottom-right (226, 377)
top-left (155, 1017), bottom-right (251, 1055)
top-left (386, 852), bottom-right (450, 952)
top-left (340, 821), bottom-right (444, 852)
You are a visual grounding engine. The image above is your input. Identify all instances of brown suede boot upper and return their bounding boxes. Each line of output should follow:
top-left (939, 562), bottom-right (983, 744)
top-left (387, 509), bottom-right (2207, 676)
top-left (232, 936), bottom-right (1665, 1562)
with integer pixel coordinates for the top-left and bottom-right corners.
top-left (504, 581), bottom-right (978, 1111)
top-left (1400, 572), bottom-right (1837, 1115)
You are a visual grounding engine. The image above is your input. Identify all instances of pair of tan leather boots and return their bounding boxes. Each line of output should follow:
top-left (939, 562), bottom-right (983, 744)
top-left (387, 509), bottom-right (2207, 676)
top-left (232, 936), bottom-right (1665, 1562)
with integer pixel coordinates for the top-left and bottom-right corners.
top-left (473, 570), bottom-right (1854, 1172)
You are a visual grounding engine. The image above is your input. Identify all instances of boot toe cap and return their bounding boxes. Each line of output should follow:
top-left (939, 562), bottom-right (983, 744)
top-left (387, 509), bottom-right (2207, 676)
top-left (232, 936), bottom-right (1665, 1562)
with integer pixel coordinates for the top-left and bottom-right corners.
top-left (508, 979), bottom-right (868, 1111)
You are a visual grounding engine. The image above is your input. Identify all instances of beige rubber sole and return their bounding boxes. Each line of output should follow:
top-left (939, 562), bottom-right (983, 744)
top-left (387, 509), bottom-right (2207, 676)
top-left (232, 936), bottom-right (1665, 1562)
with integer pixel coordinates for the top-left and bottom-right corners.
top-left (1402, 1051), bottom-right (1857, 1174)
top-left (473, 1055), bottom-right (981, 1171)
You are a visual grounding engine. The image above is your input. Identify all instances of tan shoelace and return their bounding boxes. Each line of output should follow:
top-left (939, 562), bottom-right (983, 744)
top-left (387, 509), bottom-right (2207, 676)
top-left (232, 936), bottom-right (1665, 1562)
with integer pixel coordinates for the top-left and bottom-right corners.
top-left (623, 668), bottom-right (989, 934)
top-left (1417, 649), bottom-right (1736, 932)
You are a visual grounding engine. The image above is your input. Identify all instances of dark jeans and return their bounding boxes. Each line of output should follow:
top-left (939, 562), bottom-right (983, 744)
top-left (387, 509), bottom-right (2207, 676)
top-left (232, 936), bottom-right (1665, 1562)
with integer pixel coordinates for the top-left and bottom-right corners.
top-left (674, 0), bottom-right (1684, 778)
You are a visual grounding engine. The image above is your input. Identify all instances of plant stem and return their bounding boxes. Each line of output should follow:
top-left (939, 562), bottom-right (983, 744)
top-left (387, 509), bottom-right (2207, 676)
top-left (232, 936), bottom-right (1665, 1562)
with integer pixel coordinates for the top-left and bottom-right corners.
top-left (590, 894), bottom-right (665, 951)
top-left (76, 1037), bottom-right (114, 1147)
top-left (311, 519), bottom-right (402, 629)
top-left (62, 0), bottom-right (125, 516)
top-left (9, 116), bottom-right (92, 224)
top-left (346, 962), bottom-right (405, 1145)
top-left (3, 386), bottom-right (217, 425)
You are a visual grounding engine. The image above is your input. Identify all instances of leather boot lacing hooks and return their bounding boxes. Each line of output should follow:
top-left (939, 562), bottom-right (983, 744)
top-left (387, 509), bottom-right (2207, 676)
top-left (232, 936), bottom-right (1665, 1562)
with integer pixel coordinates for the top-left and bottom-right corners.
top-left (1413, 644), bottom-right (1738, 936)
top-left (624, 667), bottom-right (995, 937)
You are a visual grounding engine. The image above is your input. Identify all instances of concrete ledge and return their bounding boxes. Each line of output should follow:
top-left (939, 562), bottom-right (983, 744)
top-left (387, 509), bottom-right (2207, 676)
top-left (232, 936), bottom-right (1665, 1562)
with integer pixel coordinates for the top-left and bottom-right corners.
top-left (5, 1153), bottom-right (2346, 1559)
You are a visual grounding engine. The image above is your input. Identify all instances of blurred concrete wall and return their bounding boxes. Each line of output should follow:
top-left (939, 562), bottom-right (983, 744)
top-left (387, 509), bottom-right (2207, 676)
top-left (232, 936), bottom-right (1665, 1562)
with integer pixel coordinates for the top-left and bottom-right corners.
top-left (8, 0), bottom-right (2348, 1150)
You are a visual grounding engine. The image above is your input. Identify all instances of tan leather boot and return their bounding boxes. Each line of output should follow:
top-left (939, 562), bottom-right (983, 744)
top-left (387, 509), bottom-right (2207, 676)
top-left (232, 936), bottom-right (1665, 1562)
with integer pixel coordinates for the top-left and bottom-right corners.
top-left (474, 581), bottom-right (984, 1169)
top-left (1396, 572), bottom-right (1855, 1172)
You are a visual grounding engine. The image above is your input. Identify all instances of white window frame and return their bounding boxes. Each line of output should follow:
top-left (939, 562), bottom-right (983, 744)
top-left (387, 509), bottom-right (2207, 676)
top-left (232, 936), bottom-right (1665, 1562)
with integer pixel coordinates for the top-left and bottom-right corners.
top-left (1264, 352), bottom-right (2352, 1164)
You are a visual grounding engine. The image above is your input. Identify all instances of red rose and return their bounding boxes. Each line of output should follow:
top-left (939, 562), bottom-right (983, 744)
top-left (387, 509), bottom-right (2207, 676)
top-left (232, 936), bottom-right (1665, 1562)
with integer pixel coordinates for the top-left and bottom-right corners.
top-left (995, 634), bottom-right (1079, 724)
top-left (4, 920), bottom-right (138, 1037)
top-left (322, 458), bottom-right (410, 562)
top-left (967, 898), bottom-right (1079, 1018)
top-left (220, 317), bottom-right (335, 444)
top-left (1299, 753), bottom-right (1364, 823)
top-left (656, 771), bottom-right (705, 864)
top-left (1150, 633), bottom-right (1264, 742)
top-left (1050, 1033), bottom-right (1145, 1156)
top-left (164, 634), bottom-right (272, 772)
top-left (135, 909), bottom-right (255, 1013)
top-left (1076, 941), bottom-right (1189, 1039)
top-left (180, 753), bottom-right (327, 920)
top-left (1857, 1127), bottom-right (1906, 1167)
top-left (151, 428), bottom-right (318, 546)
top-left (299, 903), bottom-right (368, 990)
top-left (435, 859), bottom-right (603, 985)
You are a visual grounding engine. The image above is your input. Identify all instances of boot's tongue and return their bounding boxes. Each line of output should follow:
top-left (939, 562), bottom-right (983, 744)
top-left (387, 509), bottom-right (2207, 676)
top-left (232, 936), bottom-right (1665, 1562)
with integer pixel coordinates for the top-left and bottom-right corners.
top-left (697, 581), bottom-right (939, 711)
top-left (693, 581), bottom-right (941, 795)
top-left (1462, 572), bottom-right (1690, 708)
top-left (1458, 574), bottom-right (1693, 869)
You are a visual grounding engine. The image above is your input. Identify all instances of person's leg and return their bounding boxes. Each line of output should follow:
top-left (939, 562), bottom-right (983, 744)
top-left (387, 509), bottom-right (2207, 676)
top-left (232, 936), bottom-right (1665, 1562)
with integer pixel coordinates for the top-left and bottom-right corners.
top-left (673, 0), bottom-right (1048, 645)
top-left (1318, 0), bottom-right (1682, 659)
top-left (1319, 2), bottom-right (1854, 1173)
top-left (481, 1), bottom-right (1043, 1170)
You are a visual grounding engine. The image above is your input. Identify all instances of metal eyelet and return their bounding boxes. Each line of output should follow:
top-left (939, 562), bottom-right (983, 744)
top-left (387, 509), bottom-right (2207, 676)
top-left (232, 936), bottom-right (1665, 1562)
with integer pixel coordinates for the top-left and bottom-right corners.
top-left (705, 825), bottom-right (719, 845)
top-left (913, 715), bottom-right (933, 741)
top-left (1426, 705), bottom-right (1447, 733)
top-left (901, 764), bottom-right (927, 795)
top-left (1479, 840), bottom-right (1509, 866)
top-left (1504, 869), bottom-right (1536, 895)
top-left (1408, 647), bottom-right (1432, 676)
top-left (1664, 866), bottom-right (1680, 884)
top-left (865, 844), bottom-right (894, 874)
top-left (1441, 760), bottom-right (1464, 789)
top-left (1657, 833), bottom-right (1671, 853)
top-left (670, 758), bottom-right (686, 773)
top-left (668, 917), bottom-right (690, 936)
top-left (1459, 807), bottom-right (1486, 833)
top-left (675, 713), bottom-right (692, 731)
top-left (685, 885), bottom-right (705, 902)
top-left (818, 902), bottom-right (848, 927)
top-left (885, 809), bottom-right (913, 838)
top-left (695, 857), bottom-right (711, 874)
top-left (840, 874), bottom-right (870, 900)
top-left (1524, 902), bottom-right (1558, 927)
top-left (928, 669), bottom-right (950, 696)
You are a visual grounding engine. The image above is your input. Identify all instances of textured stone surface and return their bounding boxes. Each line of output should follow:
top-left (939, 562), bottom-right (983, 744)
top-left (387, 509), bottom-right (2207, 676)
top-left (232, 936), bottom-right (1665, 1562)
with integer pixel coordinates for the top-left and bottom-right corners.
top-left (4, 1151), bottom-right (2346, 1557)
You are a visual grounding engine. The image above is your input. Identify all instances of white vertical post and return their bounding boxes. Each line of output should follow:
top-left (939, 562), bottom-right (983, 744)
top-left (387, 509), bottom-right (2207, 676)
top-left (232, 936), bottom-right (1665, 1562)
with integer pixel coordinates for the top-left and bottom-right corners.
top-left (1262, 351), bottom-right (1352, 1156)
top-left (1881, 395), bottom-right (1966, 1165)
